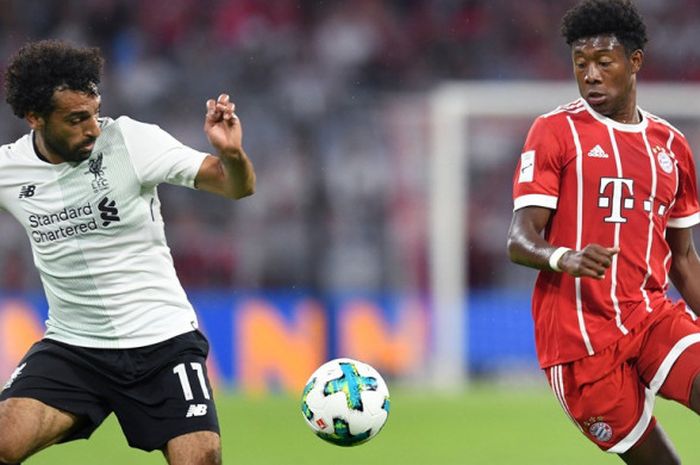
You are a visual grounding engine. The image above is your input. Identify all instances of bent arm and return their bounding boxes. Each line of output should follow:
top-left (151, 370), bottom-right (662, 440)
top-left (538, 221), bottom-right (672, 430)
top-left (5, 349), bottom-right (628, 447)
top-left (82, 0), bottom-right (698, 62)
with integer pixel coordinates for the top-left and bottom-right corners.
top-left (195, 93), bottom-right (256, 199)
top-left (667, 227), bottom-right (700, 315)
top-left (507, 206), bottom-right (558, 270)
top-left (507, 206), bottom-right (618, 279)
top-left (195, 151), bottom-right (255, 199)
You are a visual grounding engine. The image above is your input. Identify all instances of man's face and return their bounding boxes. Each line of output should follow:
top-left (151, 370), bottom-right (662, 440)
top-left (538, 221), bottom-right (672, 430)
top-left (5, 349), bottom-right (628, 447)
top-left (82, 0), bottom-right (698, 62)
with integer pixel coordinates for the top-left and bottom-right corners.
top-left (31, 89), bottom-right (102, 163)
top-left (572, 34), bottom-right (642, 120)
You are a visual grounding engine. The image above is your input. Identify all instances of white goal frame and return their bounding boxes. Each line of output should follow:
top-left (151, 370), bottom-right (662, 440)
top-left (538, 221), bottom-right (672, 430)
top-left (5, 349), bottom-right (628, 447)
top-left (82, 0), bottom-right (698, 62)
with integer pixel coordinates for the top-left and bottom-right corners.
top-left (428, 80), bottom-right (700, 389)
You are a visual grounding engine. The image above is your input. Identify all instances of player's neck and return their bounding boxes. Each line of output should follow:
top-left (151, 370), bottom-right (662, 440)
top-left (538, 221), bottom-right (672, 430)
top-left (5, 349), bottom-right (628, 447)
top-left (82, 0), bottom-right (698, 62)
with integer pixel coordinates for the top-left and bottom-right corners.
top-left (32, 132), bottom-right (63, 164)
top-left (609, 89), bottom-right (640, 125)
top-left (610, 107), bottom-right (641, 125)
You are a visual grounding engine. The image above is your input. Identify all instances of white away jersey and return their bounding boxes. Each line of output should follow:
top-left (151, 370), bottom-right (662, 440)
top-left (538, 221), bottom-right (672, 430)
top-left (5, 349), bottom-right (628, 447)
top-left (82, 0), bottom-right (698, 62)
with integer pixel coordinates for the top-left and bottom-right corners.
top-left (0, 116), bottom-right (209, 348)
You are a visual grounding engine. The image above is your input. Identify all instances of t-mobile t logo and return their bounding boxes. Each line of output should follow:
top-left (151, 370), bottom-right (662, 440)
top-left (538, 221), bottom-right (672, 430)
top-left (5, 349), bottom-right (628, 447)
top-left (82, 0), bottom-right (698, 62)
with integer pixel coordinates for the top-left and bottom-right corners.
top-left (598, 177), bottom-right (634, 223)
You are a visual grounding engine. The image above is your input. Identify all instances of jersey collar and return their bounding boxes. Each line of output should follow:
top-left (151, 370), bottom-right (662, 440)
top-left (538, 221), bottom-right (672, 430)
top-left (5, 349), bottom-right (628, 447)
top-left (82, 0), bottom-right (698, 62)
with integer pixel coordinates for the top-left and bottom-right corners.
top-left (580, 98), bottom-right (648, 133)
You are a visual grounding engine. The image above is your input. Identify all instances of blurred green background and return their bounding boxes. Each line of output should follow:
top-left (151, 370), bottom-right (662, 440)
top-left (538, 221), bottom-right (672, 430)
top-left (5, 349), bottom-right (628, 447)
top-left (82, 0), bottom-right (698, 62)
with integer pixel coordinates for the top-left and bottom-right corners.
top-left (26, 386), bottom-right (700, 465)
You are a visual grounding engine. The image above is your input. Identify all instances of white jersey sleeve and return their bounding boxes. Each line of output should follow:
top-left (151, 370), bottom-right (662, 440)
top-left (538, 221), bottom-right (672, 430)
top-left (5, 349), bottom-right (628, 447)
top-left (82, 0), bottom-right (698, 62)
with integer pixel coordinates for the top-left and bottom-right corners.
top-left (117, 116), bottom-right (208, 188)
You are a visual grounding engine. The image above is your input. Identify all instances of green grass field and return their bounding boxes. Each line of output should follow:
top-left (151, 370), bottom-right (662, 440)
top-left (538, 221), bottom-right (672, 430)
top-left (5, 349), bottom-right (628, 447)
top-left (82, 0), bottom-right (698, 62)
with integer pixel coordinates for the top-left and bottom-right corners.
top-left (25, 384), bottom-right (700, 465)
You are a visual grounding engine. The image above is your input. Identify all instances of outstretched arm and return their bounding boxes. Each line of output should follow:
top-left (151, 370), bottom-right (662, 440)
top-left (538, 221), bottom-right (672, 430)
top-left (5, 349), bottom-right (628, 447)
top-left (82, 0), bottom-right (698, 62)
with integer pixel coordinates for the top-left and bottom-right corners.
top-left (667, 227), bottom-right (700, 315)
top-left (507, 206), bottom-right (618, 279)
top-left (195, 93), bottom-right (256, 199)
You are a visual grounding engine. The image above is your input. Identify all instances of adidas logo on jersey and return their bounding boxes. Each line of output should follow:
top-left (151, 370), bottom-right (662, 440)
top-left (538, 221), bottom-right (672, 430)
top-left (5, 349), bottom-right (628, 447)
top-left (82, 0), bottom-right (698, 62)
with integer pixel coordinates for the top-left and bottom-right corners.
top-left (186, 404), bottom-right (208, 418)
top-left (587, 145), bottom-right (609, 159)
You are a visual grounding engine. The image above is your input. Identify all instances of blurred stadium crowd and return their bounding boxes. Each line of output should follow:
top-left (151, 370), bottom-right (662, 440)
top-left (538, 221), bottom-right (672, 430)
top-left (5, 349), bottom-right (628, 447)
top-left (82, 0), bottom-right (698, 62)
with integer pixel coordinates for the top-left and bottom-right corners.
top-left (1, 0), bottom-right (700, 292)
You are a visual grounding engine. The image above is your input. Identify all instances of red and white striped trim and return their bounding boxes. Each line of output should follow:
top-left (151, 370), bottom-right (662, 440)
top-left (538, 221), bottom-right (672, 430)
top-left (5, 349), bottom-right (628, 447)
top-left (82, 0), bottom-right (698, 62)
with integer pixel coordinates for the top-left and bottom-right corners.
top-left (607, 125), bottom-right (633, 330)
top-left (607, 333), bottom-right (700, 453)
top-left (567, 115), bottom-right (595, 355)
top-left (548, 365), bottom-right (582, 431)
top-left (639, 130), bottom-right (658, 314)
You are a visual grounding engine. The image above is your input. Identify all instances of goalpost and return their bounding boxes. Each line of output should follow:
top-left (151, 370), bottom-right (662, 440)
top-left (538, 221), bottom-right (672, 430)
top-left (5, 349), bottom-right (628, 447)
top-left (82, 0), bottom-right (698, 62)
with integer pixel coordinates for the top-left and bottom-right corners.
top-left (427, 81), bottom-right (700, 389)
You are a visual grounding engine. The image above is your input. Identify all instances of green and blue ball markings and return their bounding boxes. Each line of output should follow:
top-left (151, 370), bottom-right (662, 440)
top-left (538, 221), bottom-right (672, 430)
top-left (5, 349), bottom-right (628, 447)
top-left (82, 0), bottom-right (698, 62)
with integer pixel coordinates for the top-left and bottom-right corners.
top-left (323, 362), bottom-right (377, 411)
top-left (317, 418), bottom-right (372, 447)
top-left (301, 377), bottom-right (315, 421)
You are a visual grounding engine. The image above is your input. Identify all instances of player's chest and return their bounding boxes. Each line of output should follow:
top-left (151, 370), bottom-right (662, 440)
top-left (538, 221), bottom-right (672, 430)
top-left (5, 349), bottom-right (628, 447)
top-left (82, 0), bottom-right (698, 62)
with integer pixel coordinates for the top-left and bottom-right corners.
top-left (563, 135), bottom-right (679, 208)
top-left (3, 151), bottom-right (138, 231)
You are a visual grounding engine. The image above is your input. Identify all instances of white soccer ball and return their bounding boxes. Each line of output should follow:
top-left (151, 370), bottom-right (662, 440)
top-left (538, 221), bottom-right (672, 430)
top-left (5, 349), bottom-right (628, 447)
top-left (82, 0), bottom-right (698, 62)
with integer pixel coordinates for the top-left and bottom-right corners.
top-left (301, 357), bottom-right (390, 446)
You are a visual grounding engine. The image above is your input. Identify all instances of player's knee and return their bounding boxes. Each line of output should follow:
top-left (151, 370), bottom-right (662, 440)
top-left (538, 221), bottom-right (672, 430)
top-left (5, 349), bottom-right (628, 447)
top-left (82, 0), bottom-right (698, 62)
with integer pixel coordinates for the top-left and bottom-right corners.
top-left (0, 440), bottom-right (28, 464)
top-left (0, 427), bottom-right (30, 464)
top-left (205, 446), bottom-right (222, 465)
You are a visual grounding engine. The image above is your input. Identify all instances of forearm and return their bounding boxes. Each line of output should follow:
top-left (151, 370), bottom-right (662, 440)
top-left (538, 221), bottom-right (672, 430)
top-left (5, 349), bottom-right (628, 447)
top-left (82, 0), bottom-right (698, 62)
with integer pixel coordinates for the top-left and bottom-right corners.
top-left (507, 231), bottom-right (564, 272)
top-left (670, 258), bottom-right (700, 315)
top-left (219, 148), bottom-right (256, 199)
top-left (666, 227), bottom-right (700, 315)
top-left (507, 207), bottom-right (568, 272)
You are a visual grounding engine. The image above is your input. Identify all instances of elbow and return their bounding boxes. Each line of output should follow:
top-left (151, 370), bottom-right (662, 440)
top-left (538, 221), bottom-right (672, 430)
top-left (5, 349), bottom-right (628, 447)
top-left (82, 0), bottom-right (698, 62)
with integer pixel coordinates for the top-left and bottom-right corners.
top-left (233, 187), bottom-right (255, 199)
top-left (506, 235), bottom-right (519, 264)
top-left (232, 178), bottom-right (256, 199)
top-left (506, 232), bottom-right (529, 266)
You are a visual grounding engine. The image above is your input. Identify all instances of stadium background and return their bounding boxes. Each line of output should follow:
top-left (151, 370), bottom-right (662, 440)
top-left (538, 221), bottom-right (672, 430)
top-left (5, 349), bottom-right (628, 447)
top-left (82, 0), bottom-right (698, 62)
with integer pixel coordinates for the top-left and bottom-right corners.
top-left (1, 1), bottom-right (700, 463)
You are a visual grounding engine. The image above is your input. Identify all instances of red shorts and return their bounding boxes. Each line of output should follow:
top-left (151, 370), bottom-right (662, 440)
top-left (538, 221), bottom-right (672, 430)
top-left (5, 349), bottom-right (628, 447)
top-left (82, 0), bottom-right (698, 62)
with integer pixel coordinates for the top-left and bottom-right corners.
top-left (545, 302), bottom-right (700, 454)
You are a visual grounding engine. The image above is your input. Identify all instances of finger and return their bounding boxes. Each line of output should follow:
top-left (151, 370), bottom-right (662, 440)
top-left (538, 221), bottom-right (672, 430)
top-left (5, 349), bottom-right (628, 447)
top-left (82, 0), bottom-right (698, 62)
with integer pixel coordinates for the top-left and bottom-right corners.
top-left (206, 99), bottom-right (216, 115)
top-left (582, 265), bottom-right (606, 279)
top-left (581, 256), bottom-right (608, 276)
top-left (584, 248), bottom-right (616, 268)
top-left (217, 93), bottom-right (230, 105)
top-left (215, 105), bottom-right (233, 122)
top-left (606, 246), bottom-right (620, 255)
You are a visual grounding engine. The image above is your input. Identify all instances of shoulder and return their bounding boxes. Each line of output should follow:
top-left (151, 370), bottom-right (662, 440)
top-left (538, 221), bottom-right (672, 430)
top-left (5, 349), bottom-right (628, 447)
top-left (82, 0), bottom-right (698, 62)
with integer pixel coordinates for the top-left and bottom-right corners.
top-left (541, 99), bottom-right (587, 120)
top-left (643, 110), bottom-right (694, 158)
top-left (525, 100), bottom-right (585, 142)
top-left (643, 111), bottom-right (688, 140)
top-left (0, 133), bottom-right (33, 165)
top-left (113, 116), bottom-right (178, 143)
top-left (114, 115), bottom-right (158, 133)
top-left (529, 99), bottom-right (587, 133)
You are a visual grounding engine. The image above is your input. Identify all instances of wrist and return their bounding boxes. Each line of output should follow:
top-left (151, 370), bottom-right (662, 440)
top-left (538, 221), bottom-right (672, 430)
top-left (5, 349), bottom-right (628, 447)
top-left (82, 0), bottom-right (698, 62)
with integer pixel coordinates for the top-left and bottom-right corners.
top-left (548, 247), bottom-right (572, 272)
top-left (219, 147), bottom-right (243, 159)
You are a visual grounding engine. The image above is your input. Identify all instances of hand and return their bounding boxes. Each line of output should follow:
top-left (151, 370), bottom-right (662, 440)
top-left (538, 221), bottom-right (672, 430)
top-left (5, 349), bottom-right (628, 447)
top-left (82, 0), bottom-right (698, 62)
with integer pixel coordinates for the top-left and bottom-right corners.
top-left (204, 93), bottom-right (242, 158)
top-left (559, 244), bottom-right (619, 279)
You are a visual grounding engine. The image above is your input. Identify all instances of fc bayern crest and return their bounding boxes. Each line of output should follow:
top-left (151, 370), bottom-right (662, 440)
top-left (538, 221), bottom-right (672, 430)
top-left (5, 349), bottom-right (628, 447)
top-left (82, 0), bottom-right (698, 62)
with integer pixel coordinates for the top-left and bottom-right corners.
top-left (589, 421), bottom-right (613, 442)
top-left (657, 149), bottom-right (674, 174)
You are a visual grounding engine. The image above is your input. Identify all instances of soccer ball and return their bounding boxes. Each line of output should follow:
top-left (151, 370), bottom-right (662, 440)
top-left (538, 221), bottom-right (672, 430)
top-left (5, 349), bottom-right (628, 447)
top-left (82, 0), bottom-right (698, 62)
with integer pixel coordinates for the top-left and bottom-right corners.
top-left (300, 358), bottom-right (390, 446)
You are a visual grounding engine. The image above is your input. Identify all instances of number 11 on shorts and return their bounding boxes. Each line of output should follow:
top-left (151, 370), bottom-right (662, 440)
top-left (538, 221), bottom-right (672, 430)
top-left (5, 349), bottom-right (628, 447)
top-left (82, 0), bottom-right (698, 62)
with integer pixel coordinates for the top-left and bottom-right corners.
top-left (173, 362), bottom-right (211, 400)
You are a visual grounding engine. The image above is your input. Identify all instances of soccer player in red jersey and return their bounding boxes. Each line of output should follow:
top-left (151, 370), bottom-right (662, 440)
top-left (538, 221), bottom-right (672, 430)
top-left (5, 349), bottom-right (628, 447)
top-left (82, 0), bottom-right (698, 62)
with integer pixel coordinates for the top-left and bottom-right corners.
top-left (508, 1), bottom-right (700, 463)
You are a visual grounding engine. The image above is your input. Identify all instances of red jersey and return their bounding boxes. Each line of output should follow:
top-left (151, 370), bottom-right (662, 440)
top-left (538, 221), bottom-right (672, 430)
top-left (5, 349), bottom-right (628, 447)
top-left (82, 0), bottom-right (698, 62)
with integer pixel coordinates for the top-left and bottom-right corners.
top-left (513, 98), bottom-right (700, 368)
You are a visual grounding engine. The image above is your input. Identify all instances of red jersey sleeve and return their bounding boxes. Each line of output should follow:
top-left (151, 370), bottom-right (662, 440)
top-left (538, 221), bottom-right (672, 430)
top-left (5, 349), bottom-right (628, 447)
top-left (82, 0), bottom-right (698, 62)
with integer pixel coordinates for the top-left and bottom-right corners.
top-left (667, 135), bottom-right (700, 228)
top-left (512, 115), bottom-right (565, 211)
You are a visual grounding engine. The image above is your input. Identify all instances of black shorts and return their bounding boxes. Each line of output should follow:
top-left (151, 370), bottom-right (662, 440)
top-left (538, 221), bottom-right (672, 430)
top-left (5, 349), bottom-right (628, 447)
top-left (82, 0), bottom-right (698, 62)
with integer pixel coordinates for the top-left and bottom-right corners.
top-left (0, 330), bottom-right (219, 451)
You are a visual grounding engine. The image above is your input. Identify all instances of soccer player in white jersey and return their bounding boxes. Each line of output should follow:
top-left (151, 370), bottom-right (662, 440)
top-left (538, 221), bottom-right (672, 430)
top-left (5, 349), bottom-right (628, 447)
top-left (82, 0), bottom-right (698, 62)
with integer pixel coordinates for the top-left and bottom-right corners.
top-left (508, 1), bottom-right (700, 463)
top-left (0, 40), bottom-right (255, 465)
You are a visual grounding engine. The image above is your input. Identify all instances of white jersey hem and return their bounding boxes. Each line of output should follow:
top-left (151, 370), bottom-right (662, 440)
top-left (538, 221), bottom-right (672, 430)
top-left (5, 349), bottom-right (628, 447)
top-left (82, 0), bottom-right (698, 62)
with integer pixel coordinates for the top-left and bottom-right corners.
top-left (43, 321), bottom-right (198, 349)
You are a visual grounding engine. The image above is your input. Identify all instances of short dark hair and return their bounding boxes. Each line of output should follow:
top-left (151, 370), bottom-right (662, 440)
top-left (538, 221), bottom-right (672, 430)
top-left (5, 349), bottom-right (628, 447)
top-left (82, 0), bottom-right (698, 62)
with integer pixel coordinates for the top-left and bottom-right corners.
top-left (4, 40), bottom-right (103, 118)
top-left (561, 0), bottom-right (648, 54)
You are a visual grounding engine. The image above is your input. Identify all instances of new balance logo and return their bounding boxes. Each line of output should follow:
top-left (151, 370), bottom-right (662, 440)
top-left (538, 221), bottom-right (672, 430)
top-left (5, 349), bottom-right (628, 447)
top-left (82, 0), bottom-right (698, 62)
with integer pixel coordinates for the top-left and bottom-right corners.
top-left (18, 185), bottom-right (36, 198)
top-left (98, 197), bottom-right (120, 226)
top-left (3, 362), bottom-right (27, 390)
top-left (588, 145), bottom-right (609, 158)
top-left (186, 404), bottom-right (208, 418)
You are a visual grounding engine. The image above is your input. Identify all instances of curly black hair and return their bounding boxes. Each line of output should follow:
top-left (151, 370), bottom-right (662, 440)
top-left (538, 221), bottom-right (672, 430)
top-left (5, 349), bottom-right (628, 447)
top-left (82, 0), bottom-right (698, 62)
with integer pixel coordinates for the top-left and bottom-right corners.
top-left (4, 40), bottom-right (103, 118)
top-left (561, 0), bottom-right (648, 54)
